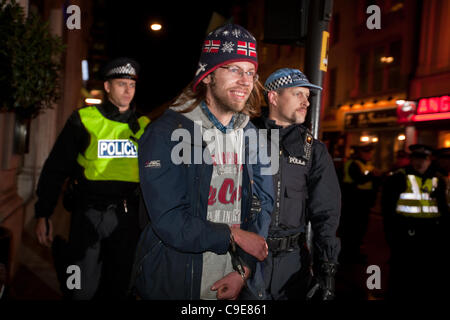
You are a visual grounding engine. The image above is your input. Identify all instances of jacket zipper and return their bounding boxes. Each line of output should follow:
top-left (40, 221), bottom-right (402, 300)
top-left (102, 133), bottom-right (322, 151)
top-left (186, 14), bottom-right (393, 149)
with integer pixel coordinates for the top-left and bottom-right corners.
top-left (275, 149), bottom-right (283, 226)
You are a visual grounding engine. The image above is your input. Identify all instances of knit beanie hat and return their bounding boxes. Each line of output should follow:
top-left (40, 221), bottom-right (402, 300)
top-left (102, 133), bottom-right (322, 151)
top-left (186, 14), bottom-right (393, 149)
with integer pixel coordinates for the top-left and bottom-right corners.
top-left (193, 23), bottom-right (258, 92)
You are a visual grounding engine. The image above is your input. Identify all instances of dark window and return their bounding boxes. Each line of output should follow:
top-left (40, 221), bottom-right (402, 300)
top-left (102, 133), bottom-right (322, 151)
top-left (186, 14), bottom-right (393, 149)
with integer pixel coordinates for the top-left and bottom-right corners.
top-left (356, 40), bottom-right (402, 95)
top-left (359, 53), bottom-right (369, 95)
top-left (373, 46), bottom-right (385, 92)
top-left (388, 40), bottom-right (402, 89)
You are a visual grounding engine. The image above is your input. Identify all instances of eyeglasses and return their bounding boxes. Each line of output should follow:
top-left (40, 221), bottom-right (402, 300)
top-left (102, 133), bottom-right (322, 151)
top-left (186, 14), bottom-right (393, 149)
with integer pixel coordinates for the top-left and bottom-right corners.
top-left (219, 65), bottom-right (259, 82)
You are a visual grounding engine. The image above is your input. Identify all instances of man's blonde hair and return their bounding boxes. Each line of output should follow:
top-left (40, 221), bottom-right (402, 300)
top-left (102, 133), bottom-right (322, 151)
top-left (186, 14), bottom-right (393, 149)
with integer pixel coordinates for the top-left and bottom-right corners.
top-left (169, 77), bottom-right (263, 119)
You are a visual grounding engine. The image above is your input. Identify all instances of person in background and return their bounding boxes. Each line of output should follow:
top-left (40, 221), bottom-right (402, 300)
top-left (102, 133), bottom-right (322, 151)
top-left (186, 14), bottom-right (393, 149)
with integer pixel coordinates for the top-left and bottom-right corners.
top-left (382, 144), bottom-right (449, 299)
top-left (434, 147), bottom-right (450, 209)
top-left (339, 144), bottom-right (381, 264)
top-left (388, 150), bottom-right (410, 174)
top-left (34, 57), bottom-right (150, 299)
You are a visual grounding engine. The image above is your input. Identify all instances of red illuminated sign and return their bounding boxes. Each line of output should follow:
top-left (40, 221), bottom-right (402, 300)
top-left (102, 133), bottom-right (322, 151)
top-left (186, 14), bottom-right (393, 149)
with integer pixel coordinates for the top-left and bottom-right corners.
top-left (411, 95), bottom-right (450, 122)
top-left (417, 95), bottom-right (450, 114)
top-left (412, 112), bottom-right (450, 122)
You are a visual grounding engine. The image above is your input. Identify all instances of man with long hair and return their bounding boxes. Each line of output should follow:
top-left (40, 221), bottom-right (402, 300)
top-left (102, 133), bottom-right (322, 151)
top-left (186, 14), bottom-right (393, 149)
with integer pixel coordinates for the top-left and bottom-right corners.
top-left (132, 24), bottom-right (273, 300)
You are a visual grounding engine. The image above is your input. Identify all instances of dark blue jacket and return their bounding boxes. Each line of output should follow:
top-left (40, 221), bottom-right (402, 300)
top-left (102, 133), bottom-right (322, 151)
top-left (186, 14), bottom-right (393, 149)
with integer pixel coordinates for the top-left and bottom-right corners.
top-left (133, 109), bottom-right (273, 299)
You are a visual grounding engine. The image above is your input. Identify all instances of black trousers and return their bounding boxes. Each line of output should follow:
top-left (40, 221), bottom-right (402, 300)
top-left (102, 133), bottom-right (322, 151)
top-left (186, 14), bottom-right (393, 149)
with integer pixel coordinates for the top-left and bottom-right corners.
top-left (57, 201), bottom-right (141, 300)
top-left (262, 248), bottom-right (311, 300)
top-left (339, 191), bottom-right (373, 261)
top-left (387, 219), bottom-right (448, 300)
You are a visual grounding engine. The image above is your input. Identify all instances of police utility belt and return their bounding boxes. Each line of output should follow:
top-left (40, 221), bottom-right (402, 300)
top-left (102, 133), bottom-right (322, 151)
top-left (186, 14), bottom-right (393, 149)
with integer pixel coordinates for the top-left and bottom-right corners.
top-left (64, 179), bottom-right (139, 213)
top-left (267, 233), bottom-right (306, 253)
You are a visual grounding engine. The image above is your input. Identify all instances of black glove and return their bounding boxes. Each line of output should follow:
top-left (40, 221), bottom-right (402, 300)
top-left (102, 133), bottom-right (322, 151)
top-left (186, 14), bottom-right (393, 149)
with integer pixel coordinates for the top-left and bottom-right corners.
top-left (306, 261), bottom-right (337, 301)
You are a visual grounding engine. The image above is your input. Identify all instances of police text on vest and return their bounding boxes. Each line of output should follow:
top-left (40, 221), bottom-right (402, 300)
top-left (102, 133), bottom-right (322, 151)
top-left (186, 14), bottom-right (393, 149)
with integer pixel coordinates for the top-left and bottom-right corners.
top-left (98, 139), bottom-right (137, 158)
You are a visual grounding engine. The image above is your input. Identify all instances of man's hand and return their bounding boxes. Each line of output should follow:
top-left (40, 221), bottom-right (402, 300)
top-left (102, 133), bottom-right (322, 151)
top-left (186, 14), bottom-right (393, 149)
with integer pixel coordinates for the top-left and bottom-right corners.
top-left (231, 227), bottom-right (268, 261)
top-left (211, 267), bottom-right (250, 300)
top-left (35, 217), bottom-right (53, 247)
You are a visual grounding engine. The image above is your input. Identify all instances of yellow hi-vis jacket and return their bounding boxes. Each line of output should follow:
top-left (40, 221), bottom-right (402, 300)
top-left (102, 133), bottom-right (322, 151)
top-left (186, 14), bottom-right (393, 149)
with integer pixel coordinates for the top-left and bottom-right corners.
top-left (343, 159), bottom-right (374, 190)
top-left (395, 169), bottom-right (440, 218)
top-left (76, 106), bottom-right (150, 182)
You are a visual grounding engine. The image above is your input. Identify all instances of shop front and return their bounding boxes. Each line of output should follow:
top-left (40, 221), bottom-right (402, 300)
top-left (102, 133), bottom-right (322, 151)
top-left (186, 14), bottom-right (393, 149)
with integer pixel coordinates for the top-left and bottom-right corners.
top-left (322, 96), bottom-right (407, 173)
top-left (397, 94), bottom-right (450, 150)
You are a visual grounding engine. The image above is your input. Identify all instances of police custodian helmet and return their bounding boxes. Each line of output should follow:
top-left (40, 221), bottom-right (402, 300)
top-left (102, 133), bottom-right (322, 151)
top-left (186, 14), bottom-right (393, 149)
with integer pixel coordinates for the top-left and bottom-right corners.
top-left (102, 57), bottom-right (140, 81)
top-left (408, 144), bottom-right (434, 158)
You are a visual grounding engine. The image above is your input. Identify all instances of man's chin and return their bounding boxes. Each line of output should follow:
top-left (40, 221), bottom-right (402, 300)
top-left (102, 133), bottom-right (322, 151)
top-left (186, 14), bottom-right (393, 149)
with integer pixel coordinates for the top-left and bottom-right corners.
top-left (292, 116), bottom-right (306, 125)
top-left (225, 102), bottom-right (245, 114)
top-left (120, 101), bottom-right (132, 108)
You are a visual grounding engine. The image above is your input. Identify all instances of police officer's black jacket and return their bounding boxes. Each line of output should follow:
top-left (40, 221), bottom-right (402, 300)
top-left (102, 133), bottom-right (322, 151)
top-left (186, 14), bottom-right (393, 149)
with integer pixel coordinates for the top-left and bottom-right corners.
top-left (35, 99), bottom-right (144, 218)
top-left (252, 112), bottom-right (341, 263)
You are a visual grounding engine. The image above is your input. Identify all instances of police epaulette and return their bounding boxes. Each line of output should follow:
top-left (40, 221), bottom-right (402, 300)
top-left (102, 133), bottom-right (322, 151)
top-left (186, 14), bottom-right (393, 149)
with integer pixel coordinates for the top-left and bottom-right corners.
top-left (303, 130), bottom-right (313, 161)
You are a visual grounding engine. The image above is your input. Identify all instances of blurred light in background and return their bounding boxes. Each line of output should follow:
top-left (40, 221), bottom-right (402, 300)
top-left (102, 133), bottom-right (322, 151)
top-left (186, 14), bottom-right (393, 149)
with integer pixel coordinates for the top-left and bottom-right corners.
top-left (150, 23), bottom-right (162, 31)
top-left (85, 98), bottom-right (102, 104)
top-left (82, 60), bottom-right (89, 81)
top-left (90, 90), bottom-right (102, 97)
top-left (380, 56), bottom-right (394, 63)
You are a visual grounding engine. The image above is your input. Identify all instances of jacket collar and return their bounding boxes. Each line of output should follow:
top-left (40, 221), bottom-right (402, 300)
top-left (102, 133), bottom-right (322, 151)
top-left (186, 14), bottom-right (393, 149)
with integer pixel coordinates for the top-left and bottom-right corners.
top-left (262, 116), bottom-right (306, 158)
top-left (405, 165), bottom-right (437, 179)
top-left (165, 108), bottom-right (252, 149)
top-left (97, 99), bottom-right (140, 134)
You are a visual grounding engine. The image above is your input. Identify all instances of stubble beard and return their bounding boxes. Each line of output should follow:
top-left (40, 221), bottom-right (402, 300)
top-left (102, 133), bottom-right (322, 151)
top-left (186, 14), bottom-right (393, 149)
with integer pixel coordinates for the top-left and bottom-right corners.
top-left (209, 79), bottom-right (248, 115)
top-left (284, 109), bottom-right (306, 125)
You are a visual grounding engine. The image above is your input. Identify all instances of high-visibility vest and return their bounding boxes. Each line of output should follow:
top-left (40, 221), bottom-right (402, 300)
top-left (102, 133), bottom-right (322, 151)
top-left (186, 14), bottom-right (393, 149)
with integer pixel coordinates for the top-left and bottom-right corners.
top-left (396, 169), bottom-right (440, 219)
top-left (343, 159), bottom-right (374, 190)
top-left (76, 106), bottom-right (150, 182)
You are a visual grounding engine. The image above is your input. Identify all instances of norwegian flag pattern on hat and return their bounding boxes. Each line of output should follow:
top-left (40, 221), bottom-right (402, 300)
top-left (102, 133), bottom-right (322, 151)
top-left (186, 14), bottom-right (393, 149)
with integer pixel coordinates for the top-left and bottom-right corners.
top-left (193, 24), bottom-right (258, 92)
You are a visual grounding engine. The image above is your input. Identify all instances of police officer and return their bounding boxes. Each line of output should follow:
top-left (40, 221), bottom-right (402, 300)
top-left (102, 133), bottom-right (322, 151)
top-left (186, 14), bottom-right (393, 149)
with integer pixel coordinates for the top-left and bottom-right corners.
top-left (434, 147), bottom-right (450, 210)
top-left (339, 144), bottom-right (381, 264)
top-left (34, 57), bottom-right (150, 299)
top-left (252, 68), bottom-right (341, 300)
top-left (382, 144), bottom-right (449, 299)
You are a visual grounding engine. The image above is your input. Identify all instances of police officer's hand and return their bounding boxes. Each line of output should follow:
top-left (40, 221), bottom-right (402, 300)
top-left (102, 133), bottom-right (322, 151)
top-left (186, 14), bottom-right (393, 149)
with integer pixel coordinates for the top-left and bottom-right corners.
top-left (211, 267), bottom-right (249, 300)
top-left (35, 217), bottom-right (53, 247)
top-left (306, 262), bottom-right (337, 301)
top-left (230, 227), bottom-right (268, 262)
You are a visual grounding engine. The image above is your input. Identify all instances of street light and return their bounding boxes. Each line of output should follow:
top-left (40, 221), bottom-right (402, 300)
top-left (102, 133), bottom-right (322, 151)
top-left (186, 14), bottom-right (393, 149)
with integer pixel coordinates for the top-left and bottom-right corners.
top-left (380, 56), bottom-right (394, 63)
top-left (150, 23), bottom-right (162, 31)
